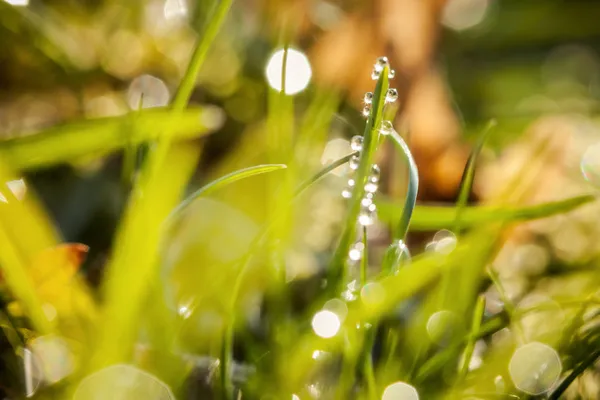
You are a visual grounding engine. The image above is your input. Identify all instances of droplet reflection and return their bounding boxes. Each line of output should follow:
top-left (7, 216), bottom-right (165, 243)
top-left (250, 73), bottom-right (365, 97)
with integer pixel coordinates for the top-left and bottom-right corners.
top-left (509, 342), bottom-right (562, 395)
top-left (28, 335), bottom-right (74, 384)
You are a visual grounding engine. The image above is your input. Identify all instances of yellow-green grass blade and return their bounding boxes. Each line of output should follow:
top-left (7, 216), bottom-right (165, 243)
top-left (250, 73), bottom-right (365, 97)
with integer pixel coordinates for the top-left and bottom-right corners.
top-left (0, 107), bottom-right (221, 170)
top-left (378, 194), bottom-right (595, 231)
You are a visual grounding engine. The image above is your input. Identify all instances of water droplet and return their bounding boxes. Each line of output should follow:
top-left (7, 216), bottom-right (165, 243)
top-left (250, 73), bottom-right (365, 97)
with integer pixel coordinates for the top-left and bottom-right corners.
top-left (323, 298), bottom-right (348, 322)
top-left (426, 310), bottom-right (464, 345)
top-left (380, 120), bottom-right (393, 135)
top-left (509, 342), bottom-right (561, 395)
top-left (350, 135), bottom-right (364, 152)
top-left (581, 142), bottom-right (600, 187)
top-left (364, 180), bottom-right (378, 194)
top-left (74, 364), bottom-right (175, 400)
top-left (163, 0), bottom-right (188, 20)
top-left (362, 105), bottom-right (371, 118)
top-left (370, 164), bottom-right (381, 183)
top-left (375, 57), bottom-right (389, 72)
top-left (358, 202), bottom-right (377, 226)
top-left (371, 69), bottom-right (381, 80)
top-left (348, 242), bottom-right (364, 261)
top-left (432, 230), bottom-right (457, 255)
top-left (292, 394), bottom-right (300, 400)
top-left (341, 188), bottom-right (352, 199)
top-left (23, 348), bottom-right (41, 398)
top-left (382, 382), bottom-right (419, 400)
top-left (311, 310), bottom-right (341, 338)
top-left (383, 240), bottom-right (411, 274)
top-left (388, 69), bottom-right (396, 79)
top-left (385, 88), bottom-right (399, 103)
top-left (341, 280), bottom-right (359, 301)
top-left (361, 196), bottom-right (373, 208)
top-left (364, 92), bottom-right (373, 104)
top-left (349, 155), bottom-right (360, 170)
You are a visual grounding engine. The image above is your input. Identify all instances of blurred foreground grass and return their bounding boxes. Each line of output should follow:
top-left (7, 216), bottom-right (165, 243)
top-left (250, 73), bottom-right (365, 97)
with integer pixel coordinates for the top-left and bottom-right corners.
top-left (0, 1), bottom-right (599, 400)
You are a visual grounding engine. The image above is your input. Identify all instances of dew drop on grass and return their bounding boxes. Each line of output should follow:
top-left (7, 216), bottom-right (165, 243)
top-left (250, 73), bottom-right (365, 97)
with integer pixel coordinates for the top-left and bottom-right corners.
top-left (370, 164), bottom-right (381, 183)
top-left (432, 229), bottom-right (457, 254)
top-left (383, 240), bottom-right (411, 274)
top-left (371, 69), bottom-right (381, 80)
top-left (581, 142), bottom-right (600, 187)
top-left (388, 69), bottom-right (396, 79)
top-left (375, 56), bottom-right (389, 72)
top-left (380, 120), bottom-right (393, 135)
top-left (350, 135), bottom-right (364, 152)
top-left (341, 188), bottom-right (352, 199)
top-left (362, 105), bottom-right (371, 118)
top-left (509, 342), bottom-right (562, 395)
top-left (74, 364), bottom-right (175, 400)
top-left (385, 88), bottom-right (399, 103)
top-left (364, 92), bottom-right (373, 104)
top-left (311, 310), bottom-right (341, 338)
top-left (6, 178), bottom-right (26, 200)
top-left (23, 348), bottom-right (41, 398)
top-left (358, 203), bottom-right (376, 226)
top-left (361, 196), bottom-right (373, 208)
top-left (381, 381), bottom-right (419, 400)
top-left (349, 155), bottom-right (360, 170)
top-left (364, 180), bottom-right (378, 194)
top-left (348, 242), bottom-right (364, 262)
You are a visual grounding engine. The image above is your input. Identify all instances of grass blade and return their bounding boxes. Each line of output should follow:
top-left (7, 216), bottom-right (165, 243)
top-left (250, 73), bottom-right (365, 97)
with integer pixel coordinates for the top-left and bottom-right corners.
top-left (378, 194), bottom-right (595, 231)
top-left (458, 294), bottom-right (486, 379)
top-left (454, 120), bottom-right (496, 234)
top-left (0, 108), bottom-right (221, 170)
top-left (388, 127), bottom-right (419, 241)
top-left (169, 164), bottom-right (287, 219)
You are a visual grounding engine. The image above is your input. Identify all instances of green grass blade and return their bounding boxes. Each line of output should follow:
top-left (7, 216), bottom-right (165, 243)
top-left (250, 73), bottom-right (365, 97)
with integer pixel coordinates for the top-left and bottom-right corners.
top-left (378, 194), bottom-right (595, 231)
top-left (169, 164), bottom-right (287, 219)
top-left (454, 120), bottom-right (496, 234)
top-left (388, 127), bottom-right (419, 241)
top-left (294, 153), bottom-right (356, 196)
top-left (459, 294), bottom-right (486, 379)
top-left (330, 64), bottom-right (390, 288)
top-left (548, 348), bottom-right (600, 399)
top-left (0, 108), bottom-right (221, 170)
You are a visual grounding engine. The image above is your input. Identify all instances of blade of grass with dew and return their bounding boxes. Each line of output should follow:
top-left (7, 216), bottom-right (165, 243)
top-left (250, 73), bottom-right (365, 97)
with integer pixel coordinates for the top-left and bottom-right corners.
top-left (387, 127), bottom-right (419, 241)
top-left (454, 120), bottom-right (496, 235)
top-left (330, 65), bottom-right (390, 290)
top-left (378, 194), bottom-right (595, 231)
top-left (0, 107), bottom-right (221, 171)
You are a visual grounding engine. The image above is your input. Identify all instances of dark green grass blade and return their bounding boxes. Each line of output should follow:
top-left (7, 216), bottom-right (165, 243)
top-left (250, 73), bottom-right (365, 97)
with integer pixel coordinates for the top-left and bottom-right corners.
top-left (0, 108), bottom-right (220, 170)
top-left (378, 194), bottom-right (595, 231)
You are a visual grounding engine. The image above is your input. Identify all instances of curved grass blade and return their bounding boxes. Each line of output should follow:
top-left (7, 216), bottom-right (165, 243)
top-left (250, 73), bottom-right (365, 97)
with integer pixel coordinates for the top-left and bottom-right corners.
top-left (458, 294), bottom-right (486, 379)
top-left (454, 120), bottom-right (496, 234)
top-left (378, 194), bottom-right (595, 231)
top-left (169, 164), bottom-right (287, 220)
top-left (0, 107), bottom-right (221, 170)
top-left (388, 127), bottom-right (419, 241)
top-left (548, 348), bottom-right (600, 399)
